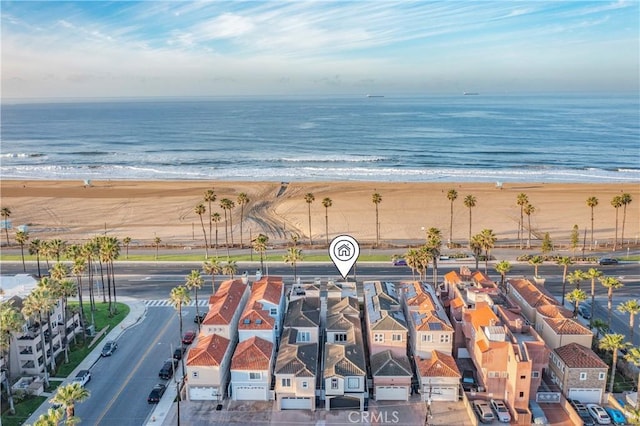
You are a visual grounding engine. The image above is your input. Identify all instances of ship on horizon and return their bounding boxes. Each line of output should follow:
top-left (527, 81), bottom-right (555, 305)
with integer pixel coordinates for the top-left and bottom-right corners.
top-left (463, 92), bottom-right (479, 95)
top-left (366, 94), bottom-right (384, 98)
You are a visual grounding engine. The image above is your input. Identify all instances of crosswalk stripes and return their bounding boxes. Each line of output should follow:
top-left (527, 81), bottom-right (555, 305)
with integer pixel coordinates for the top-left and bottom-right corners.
top-left (144, 299), bottom-right (208, 307)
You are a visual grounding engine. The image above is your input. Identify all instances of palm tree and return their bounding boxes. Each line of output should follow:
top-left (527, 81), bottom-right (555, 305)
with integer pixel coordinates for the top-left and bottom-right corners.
top-left (169, 285), bottom-right (191, 379)
top-left (524, 203), bottom-right (536, 249)
top-left (153, 236), bottom-right (161, 260)
top-left (15, 229), bottom-right (29, 272)
top-left (220, 198), bottom-right (234, 254)
top-left (529, 255), bottom-right (544, 278)
top-left (284, 247), bottom-right (303, 282)
top-left (565, 269), bottom-right (586, 305)
top-left (35, 278), bottom-right (59, 371)
top-left (463, 195), bottom-right (477, 247)
top-left (611, 195), bottom-right (623, 250)
top-left (598, 333), bottom-right (630, 394)
top-left (516, 193), bottom-right (528, 249)
top-left (470, 234), bottom-right (483, 271)
top-left (585, 268), bottom-right (603, 326)
top-left (0, 301), bottom-right (25, 414)
top-left (556, 256), bottom-right (572, 290)
top-left (185, 270), bottom-right (204, 330)
top-left (617, 299), bottom-right (640, 343)
top-left (404, 248), bottom-right (419, 280)
top-left (495, 260), bottom-right (512, 292)
top-left (570, 225), bottom-right (580, 257)
top-left (591, 318), bottom-right (609, 340)
top-left (304, 193), bottom-right (315, 246)
top-left (253, 233), bottom-right (269, 273)
top-left (71, 257), bottom-right (88, 340)
top-left (204, 189), bottom-right (217, 247)
top-left (29, 238), bottom-right (43, 277)
top-left (55, 278), bottom-right (77, 361)
top-left (202, 258), bottom-right (222, 293)
top-left (623, 347), bottom-right (640, 410)
top-left (194, 203), bottom-right (209, 259)
top-left (99, 236), bottom-right (120, 314)
top-left (478, 229), bottom-right (496, 275)
top-left (425, 227), bottom-right (443, 284)
top-left (1, 207), bottom-right (11, 245)
top-left (222, 260), bottom-right (238, 279)
top-left (47, 239), bottom-right (66, 263)
top-left (600, 276), bottom-right (624, 330)
top-left (211, 212), bottom-right (221, 256)
top-left (49, 382), bottom-right (90, 423)
top-left (237, 192), bottom-right (249, 249)
top-left (447, 189), bottom-right (458, 246)
top-left (372, 192), bottom-right (382, 247)
top-left (122, 236), bottom-right (132, 260)
top-left (322, 197), bottom-right (332, 245)
top-left (586, 196), bottom-right (599, 250)
top-left (21, 290), bottom-right (51, 386)
top-left (33, 407), bottom-right (64, 426)
top-left (565, 288), bottom-right (588, 318)
top-left (541, 232), bottom-right (553, 255)
top-left (620, 193), bottom-right (632, 246)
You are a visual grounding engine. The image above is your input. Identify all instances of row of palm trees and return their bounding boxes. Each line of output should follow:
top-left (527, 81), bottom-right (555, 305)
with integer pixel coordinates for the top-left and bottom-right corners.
top-left (195, 189), bottom-right (251, 256)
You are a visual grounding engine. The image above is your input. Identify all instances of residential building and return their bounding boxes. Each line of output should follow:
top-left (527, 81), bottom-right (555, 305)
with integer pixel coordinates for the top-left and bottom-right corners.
top-left (282, 296), bottom-right (321, 344)
top-left (323, 297), bottom-right (367, 410)
top-left (229, 336), bottom-right (274, 401)
top-left (237, 276), bottom-right (285, 344)
top-left (201, 279), bottom-right (250, 340)
top-left (548, 342), bottom-right (608, 403)
top-left (414, 351), bottom-right (461, 402)
top-left (506, 278), bottom-right (566, 328)
top-left (538, 316), bottom-right (593, 350)
top-left (370, 349), bottom-right (412, 401)
top-left (363, 281), bottom-right (408, 358)
top-left (274, 327), bottom-right (318, 410)
top-left (185, 333), bottom-right (232, 401)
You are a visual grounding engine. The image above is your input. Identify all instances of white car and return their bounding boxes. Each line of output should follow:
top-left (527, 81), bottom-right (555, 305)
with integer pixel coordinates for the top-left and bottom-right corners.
top-left (586, 404), bottom-right (611, 425)
top-left (72, 369), bottom-right (91, 387)
top-left (490, 398), bottom-right (512, 423)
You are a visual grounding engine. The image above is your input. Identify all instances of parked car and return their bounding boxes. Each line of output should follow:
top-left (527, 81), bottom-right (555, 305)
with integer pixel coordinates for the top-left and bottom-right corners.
top-left (182, 330), bottom-right (196, 345)
top-left (604, 407), bottom-right (626, 426)
top-left (101, 340), bottom-right (118, 357)
top-left (159, 358), bottom-right (178, 380)
top-left (461, 369), bottom-right (478, 392)
top-left (173, 345), bottom-right (186, 360)
top-left (472, 400), bottom-right (495, 424)
top-left (147, 383), bottom-right (167, 403)
top-left (194, 312), bottom-right (208, 324)
top-left (571, 400), bottom-right (596, 426)
top-left (587, 404), bottom-right (612, 425)
top-left (72, 369), bottom-right (91, 387)
top-left (599, 257), bottom-right (618, 265)
top-left (490, 398), bottom-right (512, 423)
top-left (529, 401), bottom-right (549, 425)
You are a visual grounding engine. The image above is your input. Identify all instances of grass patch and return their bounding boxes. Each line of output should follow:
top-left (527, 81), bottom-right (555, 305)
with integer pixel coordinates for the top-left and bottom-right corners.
top-left (1, 395), bottom-right (47, 426)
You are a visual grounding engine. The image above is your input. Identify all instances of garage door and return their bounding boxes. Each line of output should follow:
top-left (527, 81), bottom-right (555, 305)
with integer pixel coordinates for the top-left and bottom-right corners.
top-left (376, 386), bottom-right (408, 401)
top-left (281, 396), bottom-right (312, 409)
top-left (234, 385), bottom-right (267, 401)
top-left (189, 386), bottom-right (217, 400)
top-left (426, 386), bottom-right (458, 402)
top-left (568, 388), bottom-right (602, 404)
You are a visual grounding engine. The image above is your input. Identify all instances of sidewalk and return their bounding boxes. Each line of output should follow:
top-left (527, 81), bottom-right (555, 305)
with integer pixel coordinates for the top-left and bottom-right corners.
top-left (23, 297), bottom-right (147, 426)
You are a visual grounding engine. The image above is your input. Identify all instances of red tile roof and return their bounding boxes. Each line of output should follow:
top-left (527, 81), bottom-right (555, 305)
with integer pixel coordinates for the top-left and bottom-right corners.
top-left (237, 276), bottom-right (282, 330)
top-left (555, 342), bottom-right (608, 369)
top-left (508, 278), bottom-right (559, 309)
top-left (186, 333), bottom-right (230, 367)
top-left (543, 317), bottom-right (592, 335)
top-left (203, 279), bottom-right (247, 325)
top-left (231, 336), bottom-right (273, 370)
top-left (415, 351), bottom-right (461, 378)
top-left (251, 276), bottom-right (284, 306)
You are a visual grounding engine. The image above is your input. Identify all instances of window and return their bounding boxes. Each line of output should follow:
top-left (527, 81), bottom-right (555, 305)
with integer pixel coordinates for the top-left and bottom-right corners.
top-left (519, 392), bottom-right (524, 398)
top-left (580, 372), bottom-right (587, 381)
top-left (331, 378), bottom-right (338, 390)
top-left (440, 334), bottom-right (450, 343)
top-left (297, 331), bottom-right (310, 342)
top-left (302, 381), bottom-right (308, 389)
top-left (335, 333), bottom-right (347, 342)
top-left (520, 375), bottom-right (526, 380)
top-left (282, 378), bottom-right (291, 387)
top-left (532, 371), bottom-right (540, 378)
top-left (374, 333), bottom-right (384, 343)
top-left (249, 372), bottom-right (261, 380)
top-left (270, 308), bottom-right (277, 315)
top-left (599, 372), bottom-right (606, 380)
top-left (392, 334), bottom-right (402, 342)
top-left (348, 378), bottom-right (359, 389)
top-left (421, 334), bottom-right (427, 342)
top-left (192, 371), bottom-right (199, 378)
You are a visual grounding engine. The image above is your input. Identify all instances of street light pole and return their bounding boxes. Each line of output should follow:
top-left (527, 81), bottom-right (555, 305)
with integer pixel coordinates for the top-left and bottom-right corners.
top-left (424, 383), bottom-right (433, 426)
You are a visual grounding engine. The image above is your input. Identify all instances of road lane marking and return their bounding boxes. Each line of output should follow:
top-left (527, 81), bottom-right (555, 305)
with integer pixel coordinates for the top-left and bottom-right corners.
top-left (94, 314), bottom-right (174, 425)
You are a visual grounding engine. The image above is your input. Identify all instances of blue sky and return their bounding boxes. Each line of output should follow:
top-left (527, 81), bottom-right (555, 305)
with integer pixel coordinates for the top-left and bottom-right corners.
top-left (2, 1), bottom-right (638, 99)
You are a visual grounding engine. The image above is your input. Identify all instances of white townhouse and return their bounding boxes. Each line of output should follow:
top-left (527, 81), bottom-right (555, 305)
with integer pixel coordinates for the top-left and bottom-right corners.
top-left (230, 336), bottom-right (274, 401)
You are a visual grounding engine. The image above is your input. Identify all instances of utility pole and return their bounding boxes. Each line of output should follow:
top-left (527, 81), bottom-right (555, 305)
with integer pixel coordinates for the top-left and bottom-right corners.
top-left (424, 384), bottom-right (433, 426)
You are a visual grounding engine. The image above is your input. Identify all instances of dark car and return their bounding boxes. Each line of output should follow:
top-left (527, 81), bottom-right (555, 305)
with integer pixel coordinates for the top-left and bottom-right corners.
top-left (570, 400), bottom-right (596, 426)
top-left (159, 358), bottom-right (178, 380)
top-left (194, 312), bottom-right (208, 324)
top-left (599, 257), bottom-right (619, 265)
top-left (392, 258), bottom-right (407, 266)
top-left (461, 369), bottom-right (478, 392)
top-left (147, 383), bottom-right (167, 403)
top-left (182, 330), bottom-right (196, 345)
top-left (578, 304), bottom-right (592, 319)
top-left (173, 345), bottom-right (187, 360)
top-left (101, 340), bottom-right (118, 357)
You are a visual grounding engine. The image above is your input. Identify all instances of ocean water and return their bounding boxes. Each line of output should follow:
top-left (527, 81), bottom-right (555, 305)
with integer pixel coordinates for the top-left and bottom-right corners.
top-left (1, 94), bottom-right (639, 183)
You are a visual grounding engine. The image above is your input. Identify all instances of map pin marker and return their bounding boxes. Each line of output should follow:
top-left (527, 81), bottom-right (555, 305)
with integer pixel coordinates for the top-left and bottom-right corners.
top-left (329, 235), bottom-right (360, 279)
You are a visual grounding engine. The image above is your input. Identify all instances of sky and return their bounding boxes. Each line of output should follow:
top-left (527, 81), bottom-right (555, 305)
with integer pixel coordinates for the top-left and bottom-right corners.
top-left (1, 1), bottom-right (639, 99)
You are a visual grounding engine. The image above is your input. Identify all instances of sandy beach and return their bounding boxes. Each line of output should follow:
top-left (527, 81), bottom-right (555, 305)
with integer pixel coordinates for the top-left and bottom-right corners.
top-left (1, 180), bottom-right (638, 250)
